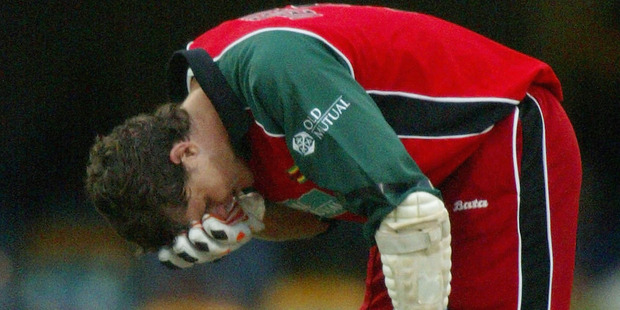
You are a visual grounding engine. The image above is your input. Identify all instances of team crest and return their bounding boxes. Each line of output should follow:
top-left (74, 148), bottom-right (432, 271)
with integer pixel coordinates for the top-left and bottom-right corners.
top-left (292, 132), bottom-right (315, 156)
top-left (241, 8), bottom-right (321, 21)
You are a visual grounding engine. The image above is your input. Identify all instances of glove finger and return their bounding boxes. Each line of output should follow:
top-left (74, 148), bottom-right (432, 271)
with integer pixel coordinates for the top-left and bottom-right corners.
top-left (158, 246), bottom-right (194, 269)
top-left (187, 225), bottom-right (233, 257)
top-left (202, 214), bottom-right (252, 244)
top-left (172, 234), bottom-right (220, 264)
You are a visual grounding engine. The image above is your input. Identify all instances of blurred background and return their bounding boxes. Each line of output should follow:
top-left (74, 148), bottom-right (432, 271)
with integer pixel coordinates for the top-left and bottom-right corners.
top-left (1, 1), bottom-right (618, 309)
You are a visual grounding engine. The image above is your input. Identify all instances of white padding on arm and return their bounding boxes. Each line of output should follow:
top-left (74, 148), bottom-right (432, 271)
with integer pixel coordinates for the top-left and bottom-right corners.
top-left (375, 191), bottom-right (452, 310)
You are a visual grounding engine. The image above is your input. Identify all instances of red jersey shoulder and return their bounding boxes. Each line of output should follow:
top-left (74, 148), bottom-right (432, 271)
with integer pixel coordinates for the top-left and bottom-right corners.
top-left (190, 4), bottom-right (561, 100)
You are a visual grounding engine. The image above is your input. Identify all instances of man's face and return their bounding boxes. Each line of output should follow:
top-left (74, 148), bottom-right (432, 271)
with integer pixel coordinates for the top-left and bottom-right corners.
top-left (182, 146), bottom-right (241, 223)
top-left (171, 80), bottom-right (254, 224)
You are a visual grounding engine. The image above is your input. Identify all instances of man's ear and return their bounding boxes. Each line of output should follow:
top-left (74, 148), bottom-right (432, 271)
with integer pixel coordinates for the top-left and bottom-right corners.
top-left (169, 141), bottom-right (198, 164)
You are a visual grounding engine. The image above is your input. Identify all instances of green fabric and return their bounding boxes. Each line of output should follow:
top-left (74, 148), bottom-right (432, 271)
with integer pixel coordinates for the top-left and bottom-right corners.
top-left (216, 31), bottom-right (437, 243)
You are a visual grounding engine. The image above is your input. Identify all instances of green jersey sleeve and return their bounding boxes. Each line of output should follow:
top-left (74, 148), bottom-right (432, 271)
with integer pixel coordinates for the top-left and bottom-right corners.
top-left (217, 31), bottom-right (439, 239)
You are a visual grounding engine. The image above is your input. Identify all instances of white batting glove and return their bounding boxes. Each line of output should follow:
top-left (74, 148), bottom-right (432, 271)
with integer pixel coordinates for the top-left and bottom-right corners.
top-left (158, 191), bottom-right (265, 269)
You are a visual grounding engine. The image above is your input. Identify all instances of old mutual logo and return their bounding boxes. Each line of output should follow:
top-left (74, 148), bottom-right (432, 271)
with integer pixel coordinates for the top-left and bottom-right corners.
top-left (292, 131), bottom-right (315, 156)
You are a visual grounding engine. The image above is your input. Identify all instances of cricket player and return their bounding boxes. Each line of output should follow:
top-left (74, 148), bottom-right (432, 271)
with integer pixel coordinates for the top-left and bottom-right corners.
top-left (86, 4), bottom-right (581, 309)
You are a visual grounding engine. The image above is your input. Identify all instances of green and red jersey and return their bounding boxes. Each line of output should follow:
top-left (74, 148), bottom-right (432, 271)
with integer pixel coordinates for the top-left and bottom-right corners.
top-left (170, 4), bottom-right (560, 236)
top-left (168, 4), bottom-right (579, 309)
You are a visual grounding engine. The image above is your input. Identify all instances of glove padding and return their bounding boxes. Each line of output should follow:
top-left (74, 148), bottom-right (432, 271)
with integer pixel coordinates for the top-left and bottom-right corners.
top-left (158, 192), bottom-right (265, 269)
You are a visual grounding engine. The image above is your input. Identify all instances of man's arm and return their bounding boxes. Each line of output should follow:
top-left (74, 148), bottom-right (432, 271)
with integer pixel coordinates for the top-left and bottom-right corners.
top-left (220, 31), bottom-right (451, 309)
top-left (255, 201), bottom-right (330, 241)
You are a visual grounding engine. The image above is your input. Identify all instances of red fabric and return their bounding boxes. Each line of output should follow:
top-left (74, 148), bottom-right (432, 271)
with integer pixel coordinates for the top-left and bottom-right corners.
top-left (185, 5), bottom-right (578, 308)
top-left (191, 4), bottom-right (562, 101)
top-left (361, 246), bottom-right (392, 310)
top-left (361, 89), bottom-right (580, 309)
top-left (529, 86), bottom-right (581, 310)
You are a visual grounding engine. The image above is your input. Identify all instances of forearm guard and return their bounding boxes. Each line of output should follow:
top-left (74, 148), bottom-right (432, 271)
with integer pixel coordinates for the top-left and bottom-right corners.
top-left (375, 191), bottom-right (452, 310)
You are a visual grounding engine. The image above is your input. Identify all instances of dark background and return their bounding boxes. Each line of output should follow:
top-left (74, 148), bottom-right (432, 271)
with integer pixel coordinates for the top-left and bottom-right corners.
top-left (2, 1), bottom-right (619, 309)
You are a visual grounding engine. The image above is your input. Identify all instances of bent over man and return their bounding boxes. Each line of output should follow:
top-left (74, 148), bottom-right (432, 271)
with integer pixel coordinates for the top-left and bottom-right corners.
top-left (86, 4), bottom-right (581, 309)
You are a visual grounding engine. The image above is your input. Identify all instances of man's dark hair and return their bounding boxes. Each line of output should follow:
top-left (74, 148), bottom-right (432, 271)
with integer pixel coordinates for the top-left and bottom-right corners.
top-left (85, 103), bottom-right (191, 252)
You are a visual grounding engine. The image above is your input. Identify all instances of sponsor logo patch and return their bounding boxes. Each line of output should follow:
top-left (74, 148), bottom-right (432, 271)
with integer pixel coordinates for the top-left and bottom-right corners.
top-left (241, 8), bottom-right (321, 21)
top-left (282, 189), bottom-right (345, 218)
top-left (292, 132), bottom-right (315, 156)
top-left (302, 96), bottom-right (351, 140)
top-left (452, 199), bottom-right (489, 212)
top-left (292, 95), bottom-right (352, 156)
